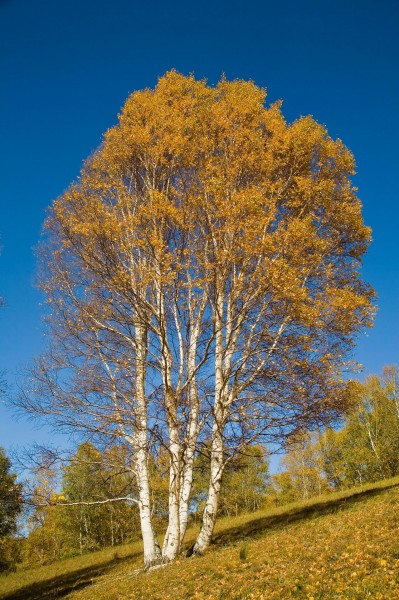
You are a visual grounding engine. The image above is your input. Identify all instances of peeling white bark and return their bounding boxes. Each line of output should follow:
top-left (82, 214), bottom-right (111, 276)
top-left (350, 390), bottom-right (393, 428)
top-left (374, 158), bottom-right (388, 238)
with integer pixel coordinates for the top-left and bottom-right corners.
top-left (193, 282), bottom-right (225, 553)
top-left (178, 306), bottom-right (203, 544)
top-left (135, 322), bottom-right (162, 567)
top-left (192, 421), bottom-right (224, 554)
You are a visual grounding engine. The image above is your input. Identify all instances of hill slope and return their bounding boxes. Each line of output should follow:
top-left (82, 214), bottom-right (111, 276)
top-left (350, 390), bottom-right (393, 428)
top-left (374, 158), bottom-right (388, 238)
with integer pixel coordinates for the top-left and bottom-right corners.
top-left (1, 479), bottom-right (399, 599)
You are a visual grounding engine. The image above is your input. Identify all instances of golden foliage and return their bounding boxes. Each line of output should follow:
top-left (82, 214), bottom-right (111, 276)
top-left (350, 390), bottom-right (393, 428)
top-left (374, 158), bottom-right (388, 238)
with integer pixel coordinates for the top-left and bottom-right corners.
top-left (45, 71), bottom-right (373, 349)
top-left (36, 71), bottom-right (376, 505)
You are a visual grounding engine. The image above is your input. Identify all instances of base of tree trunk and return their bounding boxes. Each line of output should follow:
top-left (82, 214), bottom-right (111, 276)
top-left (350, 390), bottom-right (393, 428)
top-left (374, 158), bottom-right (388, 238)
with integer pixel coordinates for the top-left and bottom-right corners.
top-left (186, 543), bottom-right (207, 557)
top-left (143, 556), bottom-right (165, 571)
top-left (145, 561), bottom-right (169, 572)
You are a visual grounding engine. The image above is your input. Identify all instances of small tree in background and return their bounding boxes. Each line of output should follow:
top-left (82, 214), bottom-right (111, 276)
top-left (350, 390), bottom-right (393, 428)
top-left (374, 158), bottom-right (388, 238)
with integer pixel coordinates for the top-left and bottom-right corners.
top-left (270, 433), bottom-right (329, 504)
top-left (23, 442), bottom-right (142, 565)
top-left (61, 443), bottom-right (140, 552)
top-left (0, 448), bottom-right (22, 538)
top-left (271, 366), bottom-right (399, 503)
top-left (0, 447), bottom-right (23, 571)
top-left (320, 367), bottom-right (399, 487)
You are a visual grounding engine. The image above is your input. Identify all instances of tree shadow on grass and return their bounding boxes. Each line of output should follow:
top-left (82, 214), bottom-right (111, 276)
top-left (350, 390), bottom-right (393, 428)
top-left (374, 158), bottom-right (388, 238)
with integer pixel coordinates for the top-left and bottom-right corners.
top-left (3, 485), bottom-right (398, 598)
top-left (0, 552), bottom-right (140, 600)
top-left (211, 484), bottom-right (398, 548)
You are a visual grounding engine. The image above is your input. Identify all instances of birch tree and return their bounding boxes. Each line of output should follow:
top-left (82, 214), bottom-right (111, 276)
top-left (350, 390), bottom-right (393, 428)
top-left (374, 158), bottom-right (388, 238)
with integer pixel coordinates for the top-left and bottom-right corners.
top-left (18, 71), bottom-right (374, 564)
top-left (330, 368), bottom-right (399, 485)
top-left (185, 80), bottom-right (374, 554)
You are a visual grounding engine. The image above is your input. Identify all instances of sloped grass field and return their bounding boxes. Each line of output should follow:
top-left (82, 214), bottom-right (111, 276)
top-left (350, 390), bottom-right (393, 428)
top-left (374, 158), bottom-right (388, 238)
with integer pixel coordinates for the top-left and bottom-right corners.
top-left (1, 478), bottom-right (399, 599)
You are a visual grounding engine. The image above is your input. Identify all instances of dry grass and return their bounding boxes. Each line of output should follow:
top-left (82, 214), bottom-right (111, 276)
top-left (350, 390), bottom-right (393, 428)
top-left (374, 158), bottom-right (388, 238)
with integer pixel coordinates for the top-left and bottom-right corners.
top-left (2, 477), bottom-right (399, 599)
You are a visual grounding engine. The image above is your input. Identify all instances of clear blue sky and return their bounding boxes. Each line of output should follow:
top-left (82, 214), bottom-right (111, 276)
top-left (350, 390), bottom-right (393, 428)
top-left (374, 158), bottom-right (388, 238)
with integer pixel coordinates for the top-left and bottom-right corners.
top-left (0, 0), bottom-right (398, 455)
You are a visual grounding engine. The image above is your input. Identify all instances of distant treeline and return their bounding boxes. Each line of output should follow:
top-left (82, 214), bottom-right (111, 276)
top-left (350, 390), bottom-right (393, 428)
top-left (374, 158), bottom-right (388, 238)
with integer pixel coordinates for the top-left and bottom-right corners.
top-left (1, 366), bottom-right (398, 572)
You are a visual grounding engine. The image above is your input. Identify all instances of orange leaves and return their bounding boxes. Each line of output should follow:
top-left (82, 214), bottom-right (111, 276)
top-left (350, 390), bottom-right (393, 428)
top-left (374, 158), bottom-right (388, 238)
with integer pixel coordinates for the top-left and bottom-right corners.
top-left (39, 71), bottom-right (374, 451)
top-left (47, 71), bottom-right (372, 313)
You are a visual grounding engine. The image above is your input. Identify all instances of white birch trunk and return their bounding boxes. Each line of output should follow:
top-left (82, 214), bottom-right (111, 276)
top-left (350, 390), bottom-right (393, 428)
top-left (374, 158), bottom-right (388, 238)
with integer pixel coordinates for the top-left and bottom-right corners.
top-left (192, 419), bottom-right (224, 553)
top-left (162, 431), bottom-right (181, 561)
top-left (178, 414), bottom-right (198, 544)
top-left (135, 440), bottom-right (162, 567)
top-left (134, 322), bottom-right (162, 567)
top-left (178, 312), bottom-right (203, 545)
top-left (157, 281), bottom-right (182, 562)
top-left (192, 282), bottom-right (225, 554)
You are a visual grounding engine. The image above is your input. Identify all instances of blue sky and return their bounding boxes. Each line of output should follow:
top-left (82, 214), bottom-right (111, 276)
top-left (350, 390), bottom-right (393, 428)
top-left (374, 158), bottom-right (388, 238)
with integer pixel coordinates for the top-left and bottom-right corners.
top-left (0, 0), bottom-right (398, 455)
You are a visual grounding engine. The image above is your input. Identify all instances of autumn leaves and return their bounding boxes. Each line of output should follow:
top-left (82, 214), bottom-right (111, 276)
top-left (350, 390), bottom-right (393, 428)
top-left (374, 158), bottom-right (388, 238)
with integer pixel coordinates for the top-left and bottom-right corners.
top-left (24, 72), bottom-right (374, 565)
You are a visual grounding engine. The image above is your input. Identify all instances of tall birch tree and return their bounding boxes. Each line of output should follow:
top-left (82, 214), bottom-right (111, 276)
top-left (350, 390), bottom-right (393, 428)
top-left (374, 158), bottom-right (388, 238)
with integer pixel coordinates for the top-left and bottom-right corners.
top-left (18, 71), bottom-right (373, 564)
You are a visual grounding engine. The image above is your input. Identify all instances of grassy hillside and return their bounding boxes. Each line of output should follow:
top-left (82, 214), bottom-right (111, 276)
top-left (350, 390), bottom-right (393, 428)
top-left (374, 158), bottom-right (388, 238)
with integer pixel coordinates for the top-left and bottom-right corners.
top-left (1, 478), bottom-right (399, 599)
